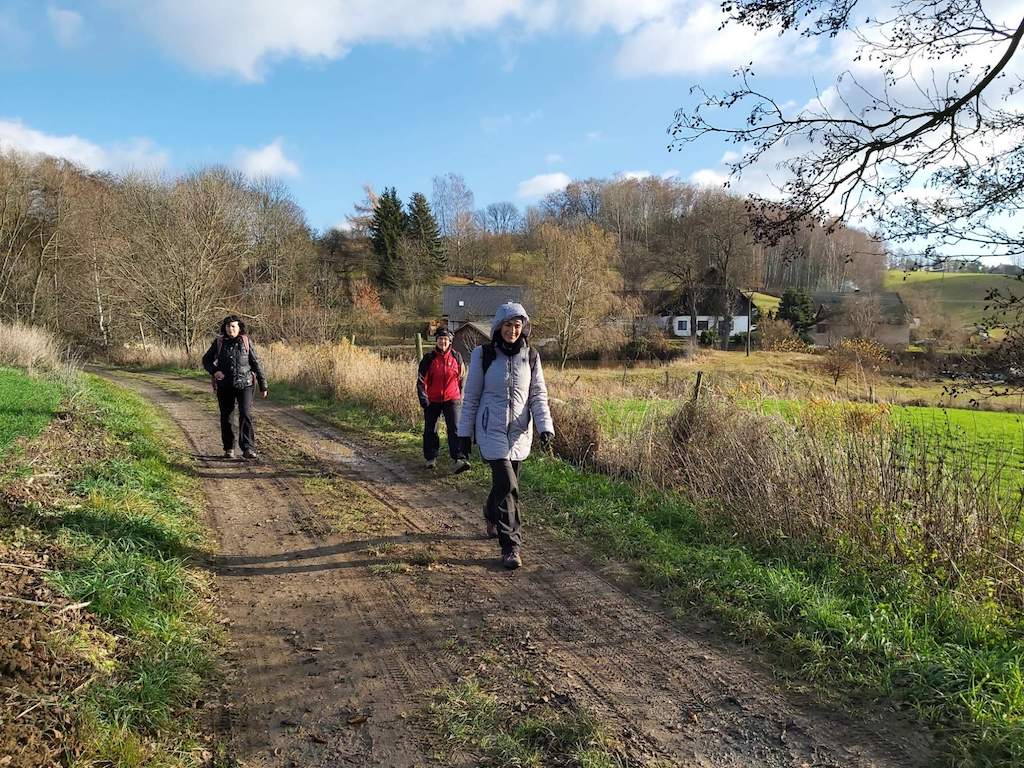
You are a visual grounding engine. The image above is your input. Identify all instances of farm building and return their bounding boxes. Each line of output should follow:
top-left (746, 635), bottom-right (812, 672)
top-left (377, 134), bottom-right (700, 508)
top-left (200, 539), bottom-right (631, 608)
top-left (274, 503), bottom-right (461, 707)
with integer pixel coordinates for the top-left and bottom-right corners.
top-left (807, 291), bottom-right (911, 348)
top-left (451, 321), bottom-right (490, 359)
top-left (443, 284), bottom-right (530, 331)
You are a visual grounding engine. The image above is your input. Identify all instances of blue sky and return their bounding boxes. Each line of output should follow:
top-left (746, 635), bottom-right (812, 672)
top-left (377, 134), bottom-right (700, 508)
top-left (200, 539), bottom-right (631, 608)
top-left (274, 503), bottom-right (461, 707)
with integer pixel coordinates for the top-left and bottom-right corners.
top-left (0, 1), bottom-right (836, 232)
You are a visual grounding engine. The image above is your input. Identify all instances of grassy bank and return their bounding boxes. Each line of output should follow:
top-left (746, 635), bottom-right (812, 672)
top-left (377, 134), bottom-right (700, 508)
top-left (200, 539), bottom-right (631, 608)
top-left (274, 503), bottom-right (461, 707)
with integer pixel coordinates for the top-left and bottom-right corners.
top-left (207, 374), bottom-right (1024, 767)
top-left (0, 369), bottom-right (219, 767)
top-left (0, 366), bottom-right (63, 454)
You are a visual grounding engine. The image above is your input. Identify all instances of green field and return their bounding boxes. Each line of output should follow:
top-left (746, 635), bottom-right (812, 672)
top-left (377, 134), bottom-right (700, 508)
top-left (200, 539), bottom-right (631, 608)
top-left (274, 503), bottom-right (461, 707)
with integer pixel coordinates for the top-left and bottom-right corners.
top-left (884, 269), bottom-right (1018, 325)
top-left (0, 366), bottom-right (62, 456)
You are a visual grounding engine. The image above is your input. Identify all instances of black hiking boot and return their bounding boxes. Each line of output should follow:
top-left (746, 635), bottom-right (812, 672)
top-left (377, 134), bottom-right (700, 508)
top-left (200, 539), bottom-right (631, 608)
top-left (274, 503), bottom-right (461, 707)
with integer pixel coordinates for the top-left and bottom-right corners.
top-left (242, 449), bottom-right (258, 459)
top-left (452, 458), bottom-right (471, 475)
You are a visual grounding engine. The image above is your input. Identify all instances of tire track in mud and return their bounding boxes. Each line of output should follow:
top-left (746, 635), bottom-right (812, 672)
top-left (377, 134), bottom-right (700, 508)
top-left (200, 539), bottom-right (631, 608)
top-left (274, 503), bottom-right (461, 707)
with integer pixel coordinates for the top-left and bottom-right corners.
top-left (105, 369), bottom-right (934, 768)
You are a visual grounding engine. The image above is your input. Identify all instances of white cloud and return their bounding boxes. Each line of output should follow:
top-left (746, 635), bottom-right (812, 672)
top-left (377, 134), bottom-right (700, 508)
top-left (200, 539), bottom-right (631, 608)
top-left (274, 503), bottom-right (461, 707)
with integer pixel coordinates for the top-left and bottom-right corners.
top-left (585, 130), bottom-right (603, 142)
top-left (618, 169), bottom-right (651, 180)
top-left (480, 109), bottom-right (542, 133)
top-left (689, 168), bottom-right (728, 188)
top-left (0, 118), bottom-right (168, 171)
top-left (47, 7), bottom-right (83, 48)
top-left (545, 152), bottom-right (564, 165)
top-left (516, 172), bottom-right (571, 199)
top-left (236, 138), bottom-right (300, 179)
top-left (569, 0), bottom-right (676, 34)
top-left (615, 3), bottom-right (818, 76)
top-left (104, 1), bottom-right (830, 81)
top-left (114, 0), bottom-right (559, 81)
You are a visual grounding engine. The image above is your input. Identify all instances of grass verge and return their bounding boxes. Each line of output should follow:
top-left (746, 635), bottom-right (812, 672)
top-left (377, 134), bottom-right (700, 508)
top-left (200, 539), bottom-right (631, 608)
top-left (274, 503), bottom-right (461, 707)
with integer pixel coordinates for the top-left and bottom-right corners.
top-left (1, 370), bottom-right (219, 767)
top-left (0, 365), bottom-right (62, 456)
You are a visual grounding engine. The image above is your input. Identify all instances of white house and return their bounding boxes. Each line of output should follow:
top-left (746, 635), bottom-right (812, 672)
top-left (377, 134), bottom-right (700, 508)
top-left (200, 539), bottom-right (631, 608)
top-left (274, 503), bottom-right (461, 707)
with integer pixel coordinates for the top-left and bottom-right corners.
top-left (665, 314), bottom-right (751, 338)
top-left (658, 290), bottom-right (757, 338)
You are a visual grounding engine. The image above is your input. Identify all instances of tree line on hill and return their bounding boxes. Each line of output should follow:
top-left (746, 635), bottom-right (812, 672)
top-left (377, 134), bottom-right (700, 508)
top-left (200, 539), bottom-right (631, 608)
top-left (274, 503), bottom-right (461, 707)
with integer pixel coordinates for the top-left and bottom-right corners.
top-left (0, 149), bottom-right (885, 361)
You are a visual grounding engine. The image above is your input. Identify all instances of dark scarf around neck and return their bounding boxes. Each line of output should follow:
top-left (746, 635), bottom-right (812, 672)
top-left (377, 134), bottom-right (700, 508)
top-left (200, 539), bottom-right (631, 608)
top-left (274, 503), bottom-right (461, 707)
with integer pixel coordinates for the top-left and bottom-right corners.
top-left (494, 333), bottom-right (525, 357)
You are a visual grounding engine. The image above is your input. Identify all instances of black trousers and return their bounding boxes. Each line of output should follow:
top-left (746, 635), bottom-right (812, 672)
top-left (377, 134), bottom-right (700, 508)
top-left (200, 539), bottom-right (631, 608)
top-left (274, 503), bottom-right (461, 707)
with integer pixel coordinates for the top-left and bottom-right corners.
top-left (486, 459), bottom-right (523, 554)
top-left (217, 384), bottom-right (255, 452)
top-left (423, 400), bottom-right (462, 460)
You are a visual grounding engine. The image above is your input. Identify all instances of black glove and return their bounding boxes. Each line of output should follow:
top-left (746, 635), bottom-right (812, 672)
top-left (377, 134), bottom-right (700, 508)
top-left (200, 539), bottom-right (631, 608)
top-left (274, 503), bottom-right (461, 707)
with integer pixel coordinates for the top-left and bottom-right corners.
top-left (539, 432), bottom-right (554, 452)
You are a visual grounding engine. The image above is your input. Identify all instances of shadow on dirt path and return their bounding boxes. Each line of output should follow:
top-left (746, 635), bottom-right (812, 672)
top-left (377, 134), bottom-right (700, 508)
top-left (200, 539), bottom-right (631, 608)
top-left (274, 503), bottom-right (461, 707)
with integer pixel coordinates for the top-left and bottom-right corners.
top-left (102, 369), bottom-right (934, 768)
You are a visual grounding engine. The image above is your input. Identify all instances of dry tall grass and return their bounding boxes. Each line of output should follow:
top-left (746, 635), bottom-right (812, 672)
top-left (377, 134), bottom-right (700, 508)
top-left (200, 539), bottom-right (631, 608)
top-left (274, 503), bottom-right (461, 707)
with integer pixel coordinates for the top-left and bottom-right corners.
top-left (262, 341), bottom-right (421, 429)
top-left (555, 387), bottom-right (1024, 607)
top-left (0, 322), bottom-right (73, 376)
top-left (109, 342), bottom-right (190, 369)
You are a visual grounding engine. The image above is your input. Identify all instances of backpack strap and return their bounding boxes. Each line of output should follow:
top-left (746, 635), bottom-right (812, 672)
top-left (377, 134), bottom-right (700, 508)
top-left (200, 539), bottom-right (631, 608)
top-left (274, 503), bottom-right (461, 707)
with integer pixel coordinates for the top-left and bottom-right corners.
top-left (481, 342), bottom-right (497, 375)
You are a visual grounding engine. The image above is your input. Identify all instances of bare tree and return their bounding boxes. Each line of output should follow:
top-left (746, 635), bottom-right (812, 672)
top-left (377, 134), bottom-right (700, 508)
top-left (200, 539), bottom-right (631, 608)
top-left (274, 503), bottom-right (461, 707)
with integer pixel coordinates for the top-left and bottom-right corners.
top-left (671, 2), bottom-right (1023, 260)
top-left (843, 294), bottom-right (883, 340)
top-left (0, 152), bottom-right (39, 320)
top-left (109, 169), bottom-right (250, 357)
top-left (484, 201), bottom-right (522, 235)
top-left (346, 184), bottom-right (378, 238)
top-left (683, 191), bottom-right (758, 347)
top-left (530, 222), bottom-right (617, 368)
top-left (431, 173), bottom-right (476, 276)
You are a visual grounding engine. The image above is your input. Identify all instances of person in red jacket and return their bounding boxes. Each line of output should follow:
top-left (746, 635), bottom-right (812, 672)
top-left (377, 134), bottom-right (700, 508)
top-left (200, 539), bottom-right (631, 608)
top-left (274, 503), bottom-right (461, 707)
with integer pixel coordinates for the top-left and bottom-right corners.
top-left (417, 328), bottom-right (470, 471)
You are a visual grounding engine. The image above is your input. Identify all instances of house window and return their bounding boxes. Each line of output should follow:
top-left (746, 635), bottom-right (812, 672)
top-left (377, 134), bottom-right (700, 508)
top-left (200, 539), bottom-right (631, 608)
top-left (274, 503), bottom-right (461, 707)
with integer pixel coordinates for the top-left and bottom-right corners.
top-left (458, 300), bottom-right (465, 307)
top-left (676, 318), bottom-right (688, 332)
top-left (697, 319), bottom-right (710, 331)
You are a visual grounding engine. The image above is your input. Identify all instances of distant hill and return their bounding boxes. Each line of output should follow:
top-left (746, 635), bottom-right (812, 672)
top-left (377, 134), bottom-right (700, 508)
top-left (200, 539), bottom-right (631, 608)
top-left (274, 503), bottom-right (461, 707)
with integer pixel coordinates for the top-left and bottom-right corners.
top-left (883, 270), bottom-right (1019, 325)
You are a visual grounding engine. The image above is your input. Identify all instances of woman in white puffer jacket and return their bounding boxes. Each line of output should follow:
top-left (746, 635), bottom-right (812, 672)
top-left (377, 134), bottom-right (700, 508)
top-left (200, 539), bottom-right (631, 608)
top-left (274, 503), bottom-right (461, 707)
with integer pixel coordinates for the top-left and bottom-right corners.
top-left (457, 302), bottom-right (554, 570)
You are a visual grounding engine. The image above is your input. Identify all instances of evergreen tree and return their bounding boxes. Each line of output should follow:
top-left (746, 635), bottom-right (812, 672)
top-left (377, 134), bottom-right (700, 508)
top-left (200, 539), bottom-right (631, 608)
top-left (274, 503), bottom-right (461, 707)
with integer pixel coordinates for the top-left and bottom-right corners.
top-left (777, 288), bottom-right (815, 341)
top-left (369, 187), bottom-right (406, 291)
top-left (406, 192), bottom-right (446, 280)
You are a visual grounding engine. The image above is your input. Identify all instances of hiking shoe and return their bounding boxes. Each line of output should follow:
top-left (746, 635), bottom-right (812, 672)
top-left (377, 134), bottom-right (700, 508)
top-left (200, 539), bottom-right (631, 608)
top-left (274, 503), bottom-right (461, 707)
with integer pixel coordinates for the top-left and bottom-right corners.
top-left (224, 449), bottom-right (235, 459)
top-left (425, 458), bottom-right (437, 470)
top-left (242, 449), bottom-right (258, 459)
top-left (486, 521), bottom-right (498, 539)
top-left (452, 458), bottom-right (471, 475)
top-left (502, 550), bottom-right (522, 570)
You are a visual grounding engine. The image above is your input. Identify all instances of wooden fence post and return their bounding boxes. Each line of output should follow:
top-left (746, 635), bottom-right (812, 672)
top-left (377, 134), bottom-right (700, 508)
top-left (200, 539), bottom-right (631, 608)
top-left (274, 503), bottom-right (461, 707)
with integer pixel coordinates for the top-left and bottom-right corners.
top-left (692, 370), bottom-right (704, 401)
top-left (415, 333), bottom-right (424, 359)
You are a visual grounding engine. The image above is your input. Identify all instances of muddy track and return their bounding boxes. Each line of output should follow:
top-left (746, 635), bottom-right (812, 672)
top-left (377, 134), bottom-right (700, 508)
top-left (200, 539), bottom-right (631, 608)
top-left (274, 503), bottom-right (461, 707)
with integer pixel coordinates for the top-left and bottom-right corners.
top-left (102, 369), bottom-right (933, 767)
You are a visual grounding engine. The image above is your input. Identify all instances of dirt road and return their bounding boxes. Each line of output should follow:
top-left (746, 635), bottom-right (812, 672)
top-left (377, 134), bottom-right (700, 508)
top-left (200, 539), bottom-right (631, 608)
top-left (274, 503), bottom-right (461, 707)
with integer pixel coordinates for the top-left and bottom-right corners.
top-left (104, 370), bottom-right (932, 767)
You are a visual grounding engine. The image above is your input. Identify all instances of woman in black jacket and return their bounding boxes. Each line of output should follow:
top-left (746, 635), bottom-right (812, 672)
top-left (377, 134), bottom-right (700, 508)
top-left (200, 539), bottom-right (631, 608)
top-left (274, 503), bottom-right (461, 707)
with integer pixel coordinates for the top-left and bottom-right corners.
top-left (201, 315), bottom-right (268, 459)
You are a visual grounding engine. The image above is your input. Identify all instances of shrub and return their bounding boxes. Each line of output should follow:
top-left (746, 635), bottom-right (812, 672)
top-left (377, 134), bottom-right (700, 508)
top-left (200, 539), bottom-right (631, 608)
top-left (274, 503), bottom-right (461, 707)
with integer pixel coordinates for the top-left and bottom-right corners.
top-left (698, 329), bottom-right (718, 347)
top-left (758, 317), bottom-right (809, 353)
top-left (823, 338), bottom-right (889, 385)
top-left (549, 400), bottom-right (600, 466)
top-left (658, 394), bottom-right (1023, 605)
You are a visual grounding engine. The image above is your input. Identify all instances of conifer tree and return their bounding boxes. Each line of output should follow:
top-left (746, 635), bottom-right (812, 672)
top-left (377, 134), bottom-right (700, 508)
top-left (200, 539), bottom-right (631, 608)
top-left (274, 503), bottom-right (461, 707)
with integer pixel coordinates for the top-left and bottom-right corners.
top-left (369, 187), bottom-right (406, 291)
top-left (406, 192), bottom-right (446, 281)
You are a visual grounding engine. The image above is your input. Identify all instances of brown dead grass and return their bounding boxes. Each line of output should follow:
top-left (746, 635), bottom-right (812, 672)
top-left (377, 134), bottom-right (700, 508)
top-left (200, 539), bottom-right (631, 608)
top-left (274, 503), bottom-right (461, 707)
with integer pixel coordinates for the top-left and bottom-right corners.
top-left (0, 322), bottom-right (73, 376)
